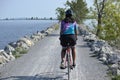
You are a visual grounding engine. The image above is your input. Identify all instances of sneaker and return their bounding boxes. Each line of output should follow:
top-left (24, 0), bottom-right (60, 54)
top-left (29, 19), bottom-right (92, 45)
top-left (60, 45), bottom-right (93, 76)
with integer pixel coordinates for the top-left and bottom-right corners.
top-left (73, 62), bottom-right (76, 68)
top-left (60, 62), bottom-right (66, 69)
top-left (70, 65), bottom-right (73, 69)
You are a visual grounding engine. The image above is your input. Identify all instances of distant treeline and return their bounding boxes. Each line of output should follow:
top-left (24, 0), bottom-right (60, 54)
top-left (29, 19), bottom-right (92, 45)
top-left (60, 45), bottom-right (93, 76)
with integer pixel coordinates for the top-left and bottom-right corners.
top-left (0, 17), bottom-right (57, 20)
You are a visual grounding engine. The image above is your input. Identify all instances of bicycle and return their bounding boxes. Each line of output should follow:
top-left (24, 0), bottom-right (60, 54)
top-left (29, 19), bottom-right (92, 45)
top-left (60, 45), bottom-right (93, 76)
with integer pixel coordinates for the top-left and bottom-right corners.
top-left (64, 43), bottom-right (74, 80)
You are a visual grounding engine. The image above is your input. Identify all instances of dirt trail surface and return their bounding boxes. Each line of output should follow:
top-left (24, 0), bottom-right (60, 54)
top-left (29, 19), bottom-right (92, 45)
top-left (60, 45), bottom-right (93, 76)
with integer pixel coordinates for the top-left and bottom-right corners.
top-left (0, 30), bottom-right (110, 80)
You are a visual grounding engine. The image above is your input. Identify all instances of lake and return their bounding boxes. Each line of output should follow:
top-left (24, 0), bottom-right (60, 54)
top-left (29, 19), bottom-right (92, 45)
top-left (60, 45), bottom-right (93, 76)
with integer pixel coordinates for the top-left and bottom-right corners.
top-left (83, 19), bottom-right (97, 29)
top-left (0, 20), bottom-right (58, 49)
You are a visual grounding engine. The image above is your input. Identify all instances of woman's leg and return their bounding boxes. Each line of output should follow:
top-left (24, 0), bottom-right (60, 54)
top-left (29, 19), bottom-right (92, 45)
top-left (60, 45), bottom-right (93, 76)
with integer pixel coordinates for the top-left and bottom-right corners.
top-left (72, 47), bottom-right (76, 66)
top-left (61, 48), bottom-right (66, 62)
top-left (60, 48), bottom-right (66, 69)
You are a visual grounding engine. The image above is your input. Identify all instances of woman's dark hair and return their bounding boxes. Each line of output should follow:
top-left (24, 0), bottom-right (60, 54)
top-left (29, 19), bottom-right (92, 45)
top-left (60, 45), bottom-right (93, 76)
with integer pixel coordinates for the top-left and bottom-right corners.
top-left (64, 15), bottom-right (75, 23)
top-left (64, 9), bottom-right (75, 23)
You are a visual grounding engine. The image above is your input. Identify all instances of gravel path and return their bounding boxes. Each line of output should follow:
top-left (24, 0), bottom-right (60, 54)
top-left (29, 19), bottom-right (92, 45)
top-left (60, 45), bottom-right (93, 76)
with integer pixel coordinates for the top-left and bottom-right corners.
top-left (0, 30), bottom-right (111, 80)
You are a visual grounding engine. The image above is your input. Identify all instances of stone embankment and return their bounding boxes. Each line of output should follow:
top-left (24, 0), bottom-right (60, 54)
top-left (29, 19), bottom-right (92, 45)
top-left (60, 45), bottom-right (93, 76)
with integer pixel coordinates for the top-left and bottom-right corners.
top-left (0, 23), bottom-right (59, 65)
top-left (79, 24), bottom-right (120, 76)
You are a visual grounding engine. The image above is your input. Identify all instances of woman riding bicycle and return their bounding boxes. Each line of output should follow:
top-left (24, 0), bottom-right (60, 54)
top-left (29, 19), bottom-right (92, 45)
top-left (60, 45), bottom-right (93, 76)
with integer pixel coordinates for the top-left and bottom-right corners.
top-left (59, 9), bottom-right (78, 69)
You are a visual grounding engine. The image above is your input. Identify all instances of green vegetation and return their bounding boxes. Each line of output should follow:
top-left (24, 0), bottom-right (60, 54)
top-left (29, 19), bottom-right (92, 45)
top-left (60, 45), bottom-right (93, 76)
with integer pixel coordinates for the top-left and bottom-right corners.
top-left (89, 0), bottom-right (120, 49)
top-left (101, 1), bottom-right (120, 48)
top-left (12, 47), bottom-right (28, 58)
top-left (90, 1), bottom-right (120, 79)
top-left (56, 0), bottom-right (89, 23)
top-left (66, 0), bottom-right (89, 23)
top-left (54, 24), bottom-right (59, 30)
top-left (56, 8), bottom-right (65, 21)
top-left (112, 75), bottom-right (120, 80)
top-left (90, 0), bottom-right (106, 37)
top-left (107, 70), bottom-right (120, 80)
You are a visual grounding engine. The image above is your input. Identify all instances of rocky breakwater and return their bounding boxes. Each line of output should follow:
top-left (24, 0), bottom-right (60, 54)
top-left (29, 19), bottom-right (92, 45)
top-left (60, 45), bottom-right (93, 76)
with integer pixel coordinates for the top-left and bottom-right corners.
top-left (79, 24), bottom-right (120, 77)
top-left (0, 23), bottom-right (59, 65)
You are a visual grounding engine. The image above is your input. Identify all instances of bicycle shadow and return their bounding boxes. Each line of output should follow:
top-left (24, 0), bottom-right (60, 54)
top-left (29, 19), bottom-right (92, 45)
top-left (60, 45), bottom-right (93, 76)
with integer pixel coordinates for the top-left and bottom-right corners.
top-left (0, 71), bottom-right (68, 80)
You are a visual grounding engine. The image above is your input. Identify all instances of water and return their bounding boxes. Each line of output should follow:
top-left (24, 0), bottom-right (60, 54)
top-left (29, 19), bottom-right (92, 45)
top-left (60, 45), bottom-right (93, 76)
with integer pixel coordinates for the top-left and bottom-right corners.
top-left (83, 19), bottom-right (97, 29)
top-left (0, 20), bottom-right (58, 49)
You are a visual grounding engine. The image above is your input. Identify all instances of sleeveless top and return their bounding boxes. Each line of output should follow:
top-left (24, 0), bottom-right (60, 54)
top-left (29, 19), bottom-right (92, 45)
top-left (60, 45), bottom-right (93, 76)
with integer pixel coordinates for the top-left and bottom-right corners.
top-left (60, 20), bottom-right (77, 35)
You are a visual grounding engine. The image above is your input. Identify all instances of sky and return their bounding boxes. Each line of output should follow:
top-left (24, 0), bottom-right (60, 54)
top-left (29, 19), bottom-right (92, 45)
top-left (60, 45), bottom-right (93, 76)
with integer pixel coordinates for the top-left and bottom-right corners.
top-left (0, 0), bottom-right (93, 18)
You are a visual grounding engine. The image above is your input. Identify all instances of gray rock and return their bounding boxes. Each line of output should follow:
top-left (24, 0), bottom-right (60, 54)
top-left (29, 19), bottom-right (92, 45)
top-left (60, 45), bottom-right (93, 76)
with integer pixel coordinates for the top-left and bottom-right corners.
top-left (0, 55), bottom-right (8, 64)
top-left (110, 64), bottom-right (118, 75)
top-left (8, 52), bottom-right (15, 60)
top-left (18, 38), bottom-right (34, 47)
top-left (0, 50), bottom-right (10, 59)
top-left (99, 53), bottom-right (107, 58)
top-left (4, 45), bottom-right (15, 55)
top-left (36, 31), bottom-right (43, 36)
top-left (8, 42), bottom-right (17, 48)
top-left (45, 28), bottom-right (54, 34)
top-left (16, 41), bottom-right (29, 50)
top-left (40, 30), bottom-right (45, 33)
top-left (0, 50), bottom-right (10, 63)
top-left (108, 54), bottom-right (119, 64)
top-left (40, 30), bottom-right (48, 36)
top-left (99, 46), bottom-right (113, 54)
top-left (99, 57), bottom-right (107, 62)
top-left (117, 69), bottom-right (120, 75)
top-left (30, 35), bottom-right (41, 42)
top-left (0, 50), bottom-right (15, 61)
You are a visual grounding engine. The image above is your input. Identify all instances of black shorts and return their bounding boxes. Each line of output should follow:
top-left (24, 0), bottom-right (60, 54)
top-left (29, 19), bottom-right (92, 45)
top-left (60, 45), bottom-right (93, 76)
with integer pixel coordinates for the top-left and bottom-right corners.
top-left (60, 34), bottom-right (76, 47)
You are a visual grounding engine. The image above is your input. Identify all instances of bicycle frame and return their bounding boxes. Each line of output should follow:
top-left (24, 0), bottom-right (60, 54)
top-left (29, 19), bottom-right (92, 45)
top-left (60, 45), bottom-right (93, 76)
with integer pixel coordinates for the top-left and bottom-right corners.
top-left (65, 46), bottom-right (73, 80)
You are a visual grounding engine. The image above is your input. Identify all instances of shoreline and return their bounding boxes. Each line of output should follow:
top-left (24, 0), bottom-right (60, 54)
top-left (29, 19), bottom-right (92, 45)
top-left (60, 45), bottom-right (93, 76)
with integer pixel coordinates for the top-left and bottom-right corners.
top-left (0, 20), bottom-right (58, 49)
top-left (79, 24), bottom-right (120, 78)
top-left (0, 23), bottom-right (59, 64)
